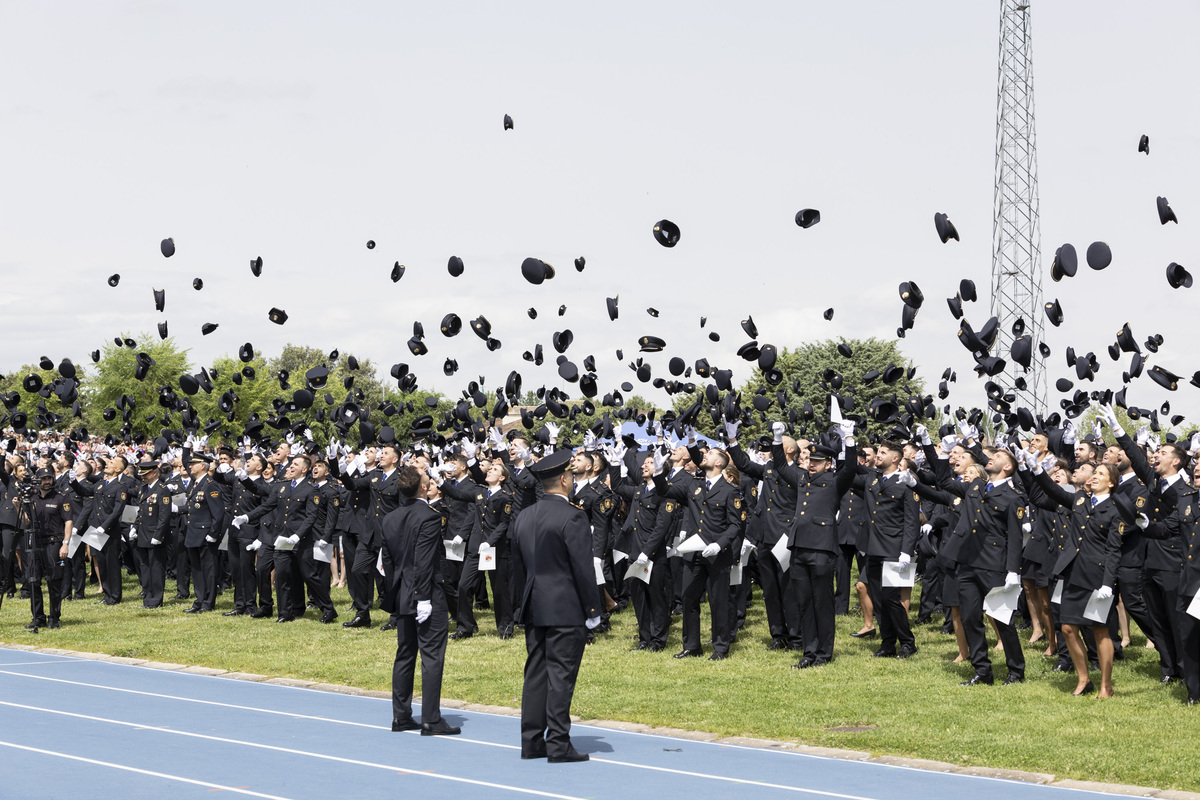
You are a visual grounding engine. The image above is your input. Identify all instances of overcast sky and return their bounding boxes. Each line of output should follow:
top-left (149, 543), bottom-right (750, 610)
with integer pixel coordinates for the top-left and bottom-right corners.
top-left (2, 1), bottom-right (1198, 424)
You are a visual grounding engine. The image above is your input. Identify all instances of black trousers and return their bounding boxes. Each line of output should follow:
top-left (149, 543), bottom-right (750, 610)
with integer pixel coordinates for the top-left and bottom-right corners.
top-left (137, 546), bottom-right (168, 608)
top-left (349, 540), bottom-right (379, 618)
top-left (1, 525), bottom-right (18, 593)
top-left (866, 557), bottom-right (914, 652)
top-left (1116, 564), bottom-right (1154, 641)
top-left (273, 546), bottom-right (305, 618)
top-left (299, 543), bottom-right (334, 614)
top-left (760, 547), bottom-right (803, 646)
top-left (792, 549), bottom-right (837, 662)
top-left (96, 534), bottom-right (124, 602)
top-left (522, 625), bottom-right (586, 758)
top-left (681, 556), bottom-right (732, 654)
top-left (229, 532), bottom-right (259, 612)
top-left (187, 543), bottom-right (217, 610)
top-left (918, 564), bottom-right (944, 620)
top-left (60, 544), bottom-right (87, 600)
top-left (630, 557), bottom-right (669, 648)
top-left (456, 547), bottom-right (513, 634)
top-left (28, 543), bottom-right (63, 624)
top-left (1176, 593), bottom-right (1200, 703)
top-left (834, 543), bottom-right (858, 615)
top-left (441, 550), bottom-right (462, 622)
top-left (958, 567), bottom-right (1024, 679)
top-left (173, 527), bottom-right (191, 597)
top-left (254, 542), bottom-right (275, 611)
top-left (392, 589), bottom-right (449, 725)
top-left (1144, 566), bottom-right (1184, 679)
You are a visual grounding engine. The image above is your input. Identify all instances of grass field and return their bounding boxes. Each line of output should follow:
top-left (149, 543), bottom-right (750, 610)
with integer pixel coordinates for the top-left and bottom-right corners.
top-left (1, 571), bottom-right (1195, 792)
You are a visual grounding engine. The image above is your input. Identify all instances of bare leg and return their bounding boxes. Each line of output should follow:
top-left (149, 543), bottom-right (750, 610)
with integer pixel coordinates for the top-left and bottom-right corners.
top-left (1094, 626), bottom-right (1115, 697)
top-left (951, 606), bottom-right (968, 662)
top-left (900, 586), bottom-right (911, 613)
top-left (854, 580), bottom-right (874, 634)
top-left (990, 616), bottom-right (1005, 652)
top-left (1023, 579), bottom-right (1044, 643)
top-left (1061, 623), bottom-right (1092, 694)
top-left (1116, 597), bottom-right (1131, 648)
top-left (1036, 587), bottom-right (1055, 655)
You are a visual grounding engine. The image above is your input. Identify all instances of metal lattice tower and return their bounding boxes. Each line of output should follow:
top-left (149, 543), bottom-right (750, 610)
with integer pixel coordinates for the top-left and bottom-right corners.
top-left (991, 0), bottom-right (1046, 414)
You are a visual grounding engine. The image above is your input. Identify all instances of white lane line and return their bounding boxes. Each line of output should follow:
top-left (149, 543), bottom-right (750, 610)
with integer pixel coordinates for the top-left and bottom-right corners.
top-left (0, 661), bottom-right (80, 667)
top-left (0, 700), bottom-right (585, 800)
top-left (0, 740), bottom-right (293, 799)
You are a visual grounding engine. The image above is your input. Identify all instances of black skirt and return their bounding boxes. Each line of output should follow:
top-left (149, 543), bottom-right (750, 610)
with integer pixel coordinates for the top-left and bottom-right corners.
top-left (1058, 583), bottom-right (1107, 628)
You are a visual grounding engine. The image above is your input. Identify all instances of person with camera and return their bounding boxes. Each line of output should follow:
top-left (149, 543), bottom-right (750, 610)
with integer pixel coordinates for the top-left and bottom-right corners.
top-left (25, 468), bottom-right (73, 631)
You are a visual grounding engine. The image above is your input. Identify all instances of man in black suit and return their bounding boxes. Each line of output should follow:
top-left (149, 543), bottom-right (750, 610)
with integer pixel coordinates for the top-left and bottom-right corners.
top-left (510, 449), bottom-right (601, 763)
top-left (381, 465), bottom-right (458, 735)
top-left (70, 454), bottom-right (129, 604)
top-left (128, 461), bottom-right (172, 609)
top-left (181, 455), bottom-right (223, 613)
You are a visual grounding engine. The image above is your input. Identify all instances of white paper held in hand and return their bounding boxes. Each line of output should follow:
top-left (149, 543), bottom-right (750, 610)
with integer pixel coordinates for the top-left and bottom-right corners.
top-left (1051, 579), bottom-right (1064, 605)
top-left (313, 540), bottom-right (333, 564)
top-left (274, 535), bottom-right (297, 552)
top-left (81, 527), bottom-right (109, 550)
top-left (624, 559), bottom-right (653, 584)
top-left (676, 534), bottom-right (707, 555)
top-left (479, 543), bottom-right (496, 572)
top-left (1083, 589), bottom-right (1115, 624)
top-left (881, 559), bottom-right (916, 588)
top-left (444, 539), bottom-right (465, 562)
top-left (1187, 591), bottom-right (1200, 621)
top-left (593, 556), bottom-right (606, 585)
top-left (983, 583), bottom-right (1022, 625)
top-left (772, 535), bottom-right (790, 573)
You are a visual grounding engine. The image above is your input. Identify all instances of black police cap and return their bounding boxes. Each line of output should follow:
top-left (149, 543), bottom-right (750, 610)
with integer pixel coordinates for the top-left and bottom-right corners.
top-left (652, 219), bottom-right (681, 248)
top-left (934, 212), bottom-right (959, 243)
top-left (795, 208), bottom-right (820, 228)
top-left (448, 256), bottom-right (464, 277)
top-left (1158, 196), bottom-right (1177, 225)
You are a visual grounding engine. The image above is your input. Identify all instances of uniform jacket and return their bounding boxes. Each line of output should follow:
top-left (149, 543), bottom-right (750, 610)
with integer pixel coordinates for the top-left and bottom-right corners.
top-left (133, 479), bottom-right (172, 548)
top-left (653, 470), bottom-right (743, 566)
top-left (855, 469), bottom-right (919, 560)
top-left (183, 474), bottom-right (225, 548)
top-left (245, 477), bottom-right (318, 542)
top-left (1035, 471), bottom-right (1123, 591)
top-left (379, 497), bottom-right (443, 615)
top-left (510, 494), bottom-right (600, 627)
top-left (773, 445), bottom-right (856, 555)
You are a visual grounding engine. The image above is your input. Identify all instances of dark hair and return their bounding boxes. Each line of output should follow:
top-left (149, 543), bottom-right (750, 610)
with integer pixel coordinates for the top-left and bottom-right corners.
top-left (397, 465), bottom-right (422, 498)
top-left (380, 444), bottom-right (402, 461)
top-left (1094, 462), bottom-right (1120, 488)
top-left (292, 454), bottom-right (311, 472)
top-left (878, 440), bottom-right (904, 456)
top-left (1161, 443), bottom-right (1189, 472)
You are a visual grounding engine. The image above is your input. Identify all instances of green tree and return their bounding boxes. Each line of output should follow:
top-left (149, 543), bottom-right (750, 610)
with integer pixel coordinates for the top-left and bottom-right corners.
top-left (188, 352), bottom-right (275, 445)
top-left (79, 334), bottom-right (192, 440)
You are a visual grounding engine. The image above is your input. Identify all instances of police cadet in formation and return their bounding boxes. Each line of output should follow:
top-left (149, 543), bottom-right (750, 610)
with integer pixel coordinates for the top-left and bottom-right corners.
top-left (128, 461), bottom-right (172, 608)
top-left (215, 453), bottom-right (263, 616)
top-left (182, 453), bottom-right (224, 613)
top-left (25, 468), bottom-right (72, 631)
top-left (610, 441), bottom-right (672, 651)
top-left (568, 437), bottom-right (617, 631)
top-left (726, 424), bottom-right (803, 652)
top-left (758, 412), bottom-right (857, 668)
top-left (70, 454), bottom-right (129, 605)
top-left (343, 443), bottom-right (402, 630)
top-left (510, 449), bottom-right (601, 763)
top-left (163, 460), bottom-right (192, 601)
top-left (333, 444), bottom-right (378, 627)
top-left (234, 454), bottom-right (318, 622)
top-left (855, 438), bottom-right (920, 660)
top-left (382, 464), bottom-right (459, 736)
top-left (652, 427), bottom-right (744, 661)
top-left (305, 458), bottom-right (339, 623)
top-left (437, 451), bottom-right (481, 629)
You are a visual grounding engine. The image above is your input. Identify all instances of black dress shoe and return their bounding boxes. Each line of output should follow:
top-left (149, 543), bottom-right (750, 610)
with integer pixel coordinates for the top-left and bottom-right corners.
top-left (898, 645), bottom-right (918, 659)
top-left (391, 718), bottom-right (420, 732)
top-left (521, 748), bottom-right (548, 760)
top-left (1187, 697), bottom-right (1199, 706)
top-left (450, 630), bottom-right (474, 640)
top-left (183, 606), bottom-right (201, 614)
top-left (343, 614), bottom-right (369, 628)
top-left (173, 593), bottom-right (190, 600)
top-left (766, 638), bottom-right (787, 651)
top-left (707, 652), bottom-right (728, 661)
top-left (914, 615), bottom-right (932, 625)
top-left (547, 749), bottom-right (589, 763)
top-left (645, 644), bottom-right (665, 652)
top-left (222, 610), bottom-right (244, 617)
top-left (47, 619), bottom-right (61, 629)
top-left (674, 648), bottom-right (703, 659)
top-left (1050, 662), bottom-right (1072, 673)
top-left (275, 615), bottom-right (295, 623)
top-left (380, 620), bottom-right (397, 632)
top-left (25, 620), bottom-right (42, 630)
top-left (871, 648), bottom-right (897, 658)
top-left (250, 607), bottom-right (273, 619)
top-left (793, 657), bottom-right (816, 670)
top-left (850, 629), bottom-right (877, 639)
top-left (320, 611), bottom-right (338, 624)
top-left (629, 642), bottom-right (647, 652)
top-left (960, 674), bottom-right (994, 686)
top-left (421, 719), bottom-right (461, 736)
top-left (1073, 681), bottom-right (1095, 697)
top-left (1003, 674), bottom-right (1025, 685)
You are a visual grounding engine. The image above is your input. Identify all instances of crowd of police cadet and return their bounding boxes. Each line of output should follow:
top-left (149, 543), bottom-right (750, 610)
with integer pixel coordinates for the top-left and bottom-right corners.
top-left (2, 404), bottom-right (1198, 705)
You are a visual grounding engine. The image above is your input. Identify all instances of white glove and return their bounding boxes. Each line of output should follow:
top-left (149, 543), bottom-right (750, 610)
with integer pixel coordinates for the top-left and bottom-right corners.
top-left (724, 421), bottom-right (739, 443)
top-left (246, 539), bottom-right (262, 551)
top-left (685, 426), bottom-right (699, 446)
top-left (232, 514), bottom-right (249, 528)
top-left (896, 470), bottom-right (916, 488)
top-left (95, 526), bottom-right (105, 535)
top-left (326, 440), bottom-right (339, 460)
top-left (1135, 425), bottom-right (1150, 447)
top-left (353, 454), bottom-right (367, 473)
top-left (316, 539), bottom-right (328, 548)
top-left (1190, 432), bottom-right (1200, 455)
top-left (150, 538), bottom-right (161, 546)
top-left (1096, 585), bottom-right (1113, 600)
top-left (452, 535), bottom-right (463, 546)
top-left (585, 616), bottom-right (602, 630)
top-left (940, 434), bottom-right (958, 454)
top-left (897, 552), bottom-right (911, 566)
top-left (1036, 453), bottom-right (1056, 475)
top-left (740, 539), bottom-right (755, 557)
top-left (514, 444), bottom-right (532, 465)
top-left (337, 456), bottom-right (349, 473)
top-left (1004, 571), bottom-right (1020, 587)
top-left (218, 462), bottom-right (233, 474)
top-left (636, 552), bottom-right (649, 566)
top-left (583, 430), bottom-right (598, 451)
top-left (915, 424), bottom-right (931, 446)
top-left (772, 421), bottom-right (786, 445)
top-left (1092, 420), bottom-right (1103, 443)
top-left (416, 600), bottom-right (432, 624)
top-left (838, 419), bottom-right (856, 443)
top-left (487, 427), bottom-right (505, 451)
top-left (204, 535), bottom-right (216, 543)
top-left (1015, 449), bottom-right (1029, 471)
top-left (286, 534), bottom-right (300, 545)
top-left (303, 428), bottom-right (313, 442)
top-left (285, 432), bottom-right (295, 445)
top-left (648, 420), bottom-right (663, 440)
top-left (235, 468), bottom-right (248, 480)
top-left (197, 435), bottom-right (208, 448)
top-left (128, 528), bottom-right (137, 541)
top-left (1147, 433), bottom-right (1161, 452)
top-left (701, 542), bottom-right (720, 558)
top-left (1021, 521), bottom-right (1031, 534)
top-left (1136, 513), bottom-right (1149, 530)
top-left (462, 439), bottom-right (478, 460)
top-left (545, 422), bottom-right (560, 444)
top-left (651, 447), bottom-right (669, 475)
top-left (610, 442), bottom-right (627, 464)
top-left (920, 523), bottom-right (932, 535)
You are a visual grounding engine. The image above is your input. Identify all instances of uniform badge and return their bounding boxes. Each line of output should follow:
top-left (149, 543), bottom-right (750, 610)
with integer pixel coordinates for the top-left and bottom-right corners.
top-left (1076, 497), bottom-right (1086, 506)
top-left (1016, 507), bottom-right (1024, 519)
top-left (665, 502), bottom-right (676, 513)
top-left (1136, 497), bottom-right (1146, 508)
top-left (313, 496), bottom-right (320, 504)
top-left (734, 497), bottom-right (743, 509)
top-left (477, 493), bottom-right (484, 501)
top-left (63, 502), bottom-right (71, 514)
top-left (371, 477), bottom-right (378, 483)
top-left (504, 504), bottom-right (511, 515)
top-left (601, 497), bottom-right (613, 512)
top-left (740, 510), bottom-right (748, 522)
top-left (210, 491), bottom-right (220, 499)
top-left (694, 487), bottom-right (702, 496)
top-left (1187, 505), bottom-right (1193, 517)
top-left (334, 498), bottom-right (340, 507)
top-left (1119, 522), bottom-right (1126, 534)
top-left (953, 498), bottom-right (961, 506)
top-left (162, 497), bottom-right (170, 505)
top-left (913, 492), bottom-right (920, 502)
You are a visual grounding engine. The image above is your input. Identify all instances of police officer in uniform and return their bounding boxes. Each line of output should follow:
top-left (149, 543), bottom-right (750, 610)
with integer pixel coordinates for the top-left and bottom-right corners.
top-left (128, 461), bottom-right (172, 608)
top-left (26, 468), bottom-right (72, 631)
top-left (71, 454), bottom-right (129, 604)
top-left (182, 454), bottom-right (224, 613)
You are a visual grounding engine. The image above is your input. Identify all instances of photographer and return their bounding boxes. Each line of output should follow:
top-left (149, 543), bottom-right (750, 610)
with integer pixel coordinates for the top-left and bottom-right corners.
top-left (25, 468), bottom-right (73, 631)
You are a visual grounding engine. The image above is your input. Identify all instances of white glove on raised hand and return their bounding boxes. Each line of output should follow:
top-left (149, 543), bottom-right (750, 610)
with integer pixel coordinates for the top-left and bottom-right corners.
top-left (648, 420), bottom-right (663, 440)
top-left (635, 552), bottom-right (649, 566)
top-left (303, 428), bottom-right (313, 442)
top-left (514, 444), bottom-right (532, 465)
top-left (246, 539), bottom-right (262, 551)
top-left (218, 462), bottom-right (233, 474)
top-left (487, 427), bottom-right (505, 451)
top-left (610, 442), bottom-right (628, 464)
top-left (838, 419), bottom-right (856, 443)
top-left (940, 434), bottom-right (958, 454)
top-left (724, 420), bottom-right (739, 443)
top-left (232, 514), bottom-right (249, 528)
top-left (1034, 453), bottom-right (1055, 474)
top-left (685, 426), bottom-right (699, 446)
top-left (1135, 425), bottom-right (1150, 447)
top-left (460, 439), bottom-right (477, 461)
top-left (1147, 433), bottom-right (1161, 452)
top-left (914, 424), bottom-right (931, 446)
top-left (1092, 420), bottom-right (1103, 442)
top-left (772, 421), bottom-right (786, 445)
top-left (416, 600), bottom-right (432, 624)
top-left (651, 446), bottom-right (669, 475)
top-left (583, 430), bottom-right (598, 451)
top-left (1004, 571), bottom-right (1020, 588)
top-left (326, 439), bottom-right (339, 460)
top-left (701, 542), bottom-right (720, 558)
top-left (585, 616), bottom-right (602, 630)
top-left (285, 432), bottom-right (295, 445)
top-left (896, 470), bottom-right (916, 488)
top-left (544, 422), bottom-right (560, 444)
top-left (897, 552), bottom-right (912, 566)
top-left (1096, 585), bottom-right (1113, 600)
top-left (128, 528), bottom-right (138, 541)
top-left (920, 523), bottom-right (932, 535)
top-left (1190, 432), bottom-right (1200, 455)
top-left (236, 468), bottom-right (248, 481)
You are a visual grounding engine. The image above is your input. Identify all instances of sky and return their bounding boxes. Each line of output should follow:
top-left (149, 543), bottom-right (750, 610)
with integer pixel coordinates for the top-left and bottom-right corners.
top-left (2, 1), bottom-right (1198, 427)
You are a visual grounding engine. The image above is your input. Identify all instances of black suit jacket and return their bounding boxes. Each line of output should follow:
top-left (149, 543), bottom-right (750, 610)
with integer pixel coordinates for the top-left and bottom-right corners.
top-left (380, 497), bottom-right (443, 615)
top-left (653, 471), bottom-right (742, 566)
top-left (511, 495), bottom-right (600, 626)
top-left (1036, 471), bottom-right (1122, 591)
top-left (856, 470), bottom-right (919, 560)
top-left (1144, 487), bottom-right (1200, 599)
top-left (774, 446), bottom-right (856, 554)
